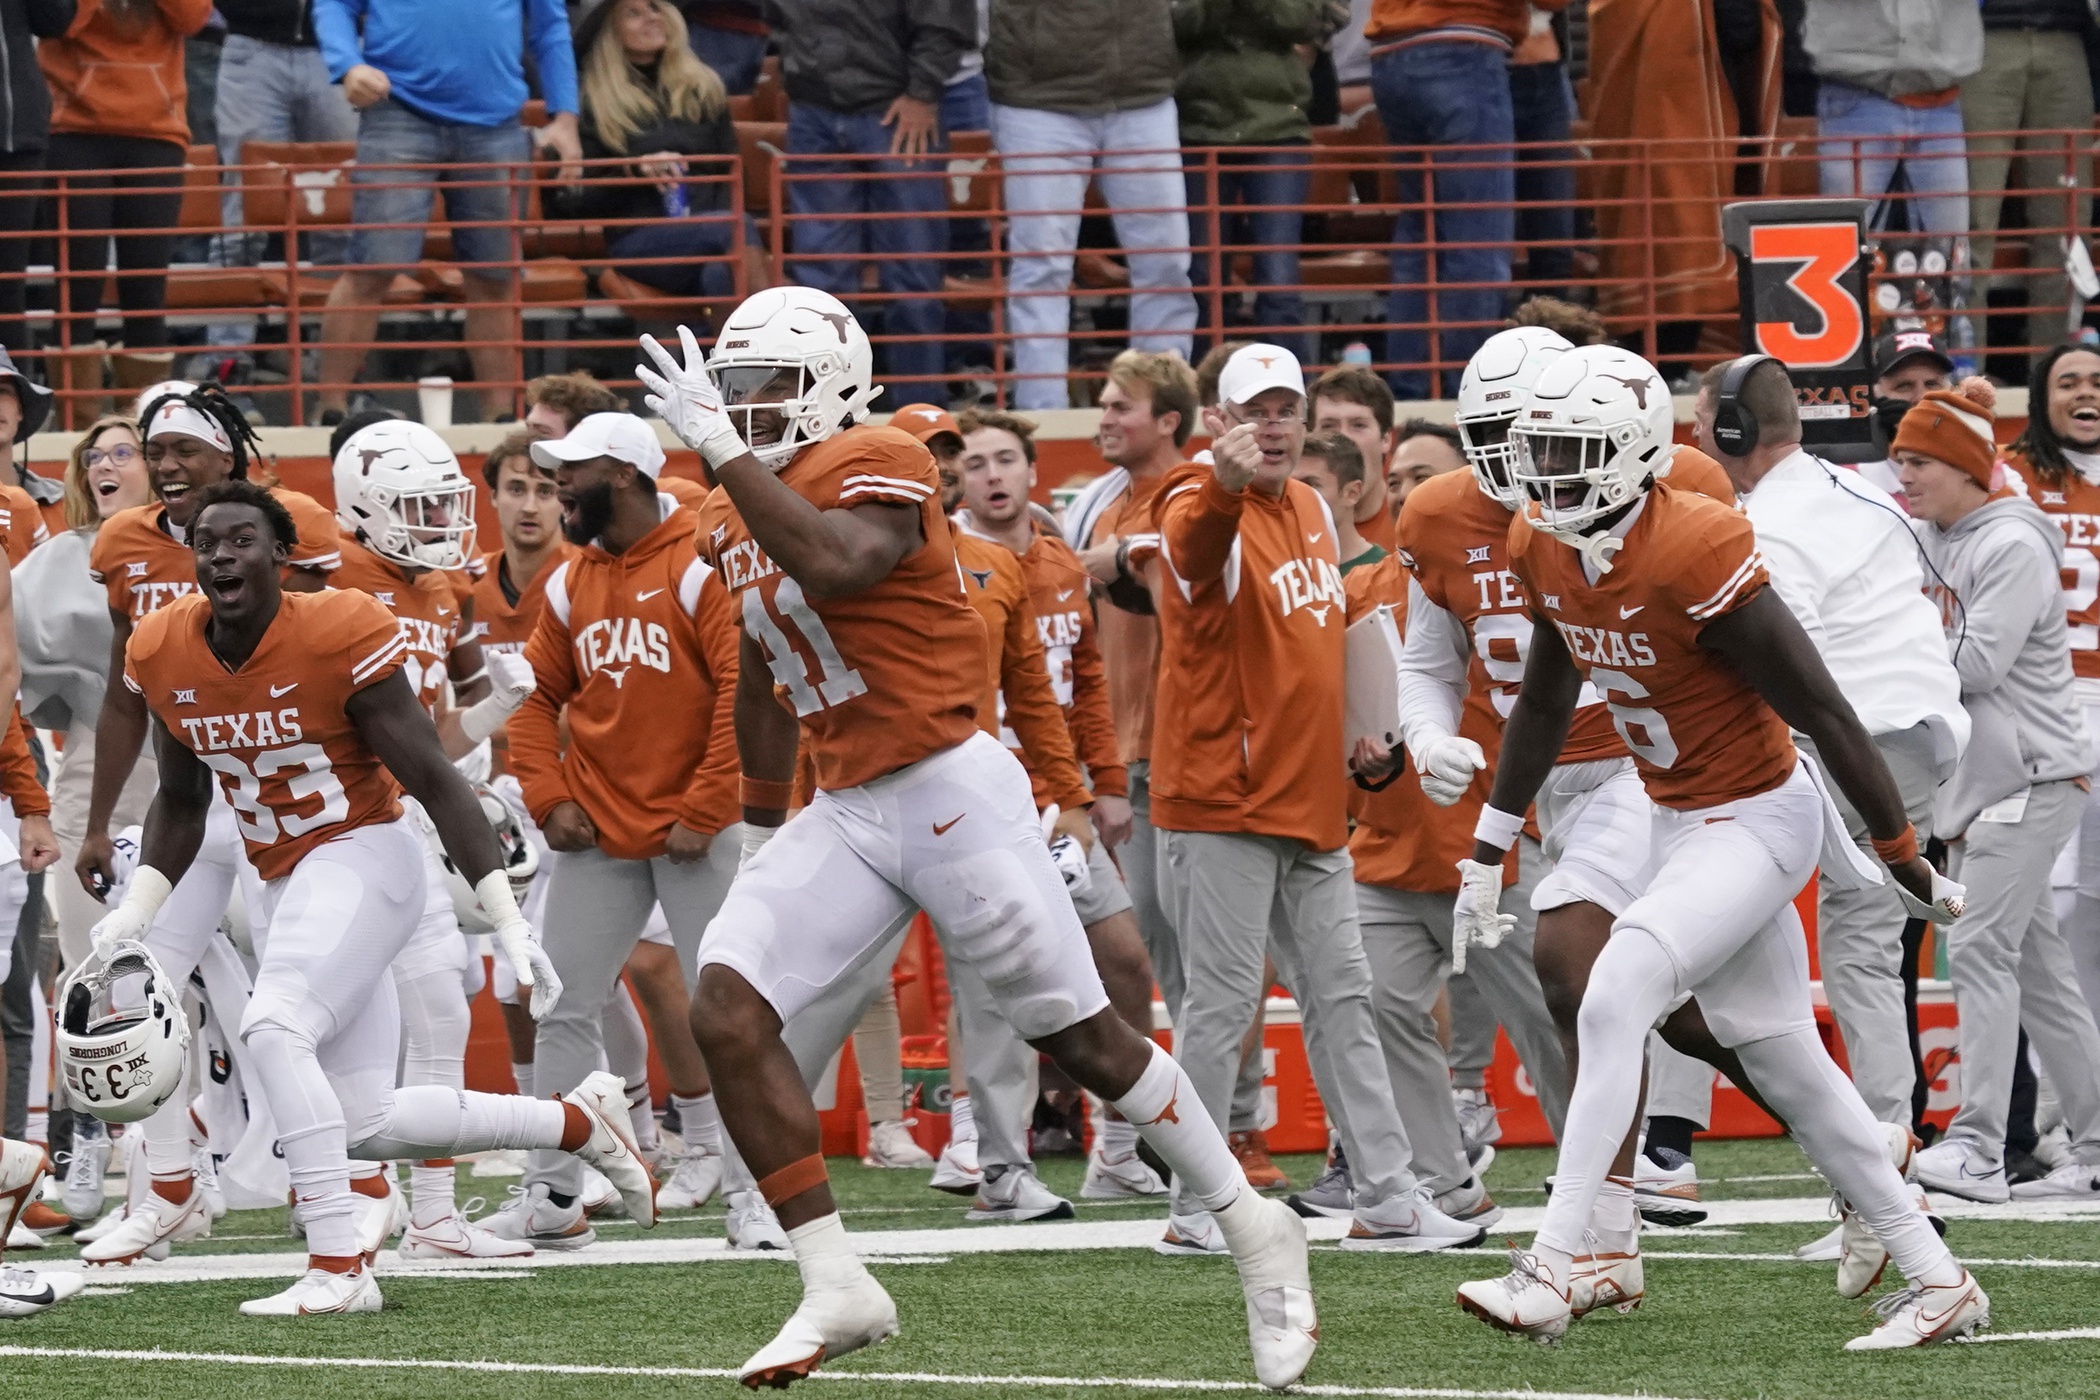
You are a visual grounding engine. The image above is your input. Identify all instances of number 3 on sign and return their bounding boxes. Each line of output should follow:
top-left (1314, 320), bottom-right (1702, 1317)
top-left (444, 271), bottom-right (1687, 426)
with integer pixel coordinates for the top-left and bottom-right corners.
top-left (1748, 222), bottom-right (1864, 369)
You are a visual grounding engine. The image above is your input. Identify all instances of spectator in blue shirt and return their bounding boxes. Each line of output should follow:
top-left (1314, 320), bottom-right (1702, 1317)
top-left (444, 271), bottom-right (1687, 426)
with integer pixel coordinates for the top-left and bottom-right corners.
top-left (312, 0), bottom-right (584, 423)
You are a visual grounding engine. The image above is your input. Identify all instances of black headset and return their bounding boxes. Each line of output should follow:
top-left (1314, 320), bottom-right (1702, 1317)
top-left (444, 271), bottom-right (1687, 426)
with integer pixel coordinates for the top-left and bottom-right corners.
top-left (1710, 353), bottom-right (1777, 457)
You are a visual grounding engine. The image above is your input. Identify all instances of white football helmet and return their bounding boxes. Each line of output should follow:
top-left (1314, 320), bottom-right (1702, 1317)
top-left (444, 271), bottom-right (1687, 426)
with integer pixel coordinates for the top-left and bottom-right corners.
top-left (1508, 345), bottom-right (1674, 573)
top-left (56, 939), bottom-right (191, 1124)
top-left (333, 420), bottom-right (477, 570)
top-left (1456, 326), bottom-right (1573, 507)
top-left (706, 286), bottom-right (881, 470)
top-left (422, 782), bottom-right (541, 935)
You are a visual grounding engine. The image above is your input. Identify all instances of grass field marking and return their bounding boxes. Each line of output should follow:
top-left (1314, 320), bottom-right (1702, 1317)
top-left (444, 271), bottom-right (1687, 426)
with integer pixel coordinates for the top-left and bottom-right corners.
top-left (1960, 1327), bottom-right (2100, 1344)
top-left (0, 1345), bottom-right (1719, 1398)
top-left (1643, 1250), bottom-right (2100, 1270)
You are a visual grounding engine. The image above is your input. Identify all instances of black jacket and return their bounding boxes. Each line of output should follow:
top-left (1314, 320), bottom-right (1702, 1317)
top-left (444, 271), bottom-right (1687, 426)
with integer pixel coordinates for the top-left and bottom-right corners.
top-left (763, 0), bottom-right (972, 114)
top-left (216, 0), bottom-right (318, 47)
top-left (0, 0), bottom-right (75, 153)
top-left (550, 97), bottom-right (739, 225)
top-left (1981, 0), bottom-right (2091, 31)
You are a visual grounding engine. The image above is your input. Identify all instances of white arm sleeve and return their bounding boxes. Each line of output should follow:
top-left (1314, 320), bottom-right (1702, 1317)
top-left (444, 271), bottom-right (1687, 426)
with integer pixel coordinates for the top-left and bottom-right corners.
top-left (1397, 576), bottom-right (1471, 758)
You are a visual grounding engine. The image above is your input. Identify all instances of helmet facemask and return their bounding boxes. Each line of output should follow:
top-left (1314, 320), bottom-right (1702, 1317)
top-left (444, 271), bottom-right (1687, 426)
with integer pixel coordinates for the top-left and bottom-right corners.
top-left (1511, 420), bottom-right (1660, 574)
top-left (366, 476), bottom-right (477, 571)
top-left (713, 354), bottom-right (882, 473)
top-left (1457, 412), bottom-right (1523, 507)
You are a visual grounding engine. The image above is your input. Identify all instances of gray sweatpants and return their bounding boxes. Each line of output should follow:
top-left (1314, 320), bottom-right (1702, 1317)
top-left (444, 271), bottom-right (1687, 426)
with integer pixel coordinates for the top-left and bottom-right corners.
top-left (527, 831), bottom-right (742, 1195)
top-left (1803, 725), bottom-right (1948, 1125)
top-left (1354, 878), bottom-right (1569, 1191)
top-left (1160, 828), bottom-right (1415, 1215)
top-left (1124, 760), bottom-right (1183, 1020)
top-left (1446, 837), bottom-right (1554, 1104)
top-left (1945, 779), bottom-right (2100, 1164)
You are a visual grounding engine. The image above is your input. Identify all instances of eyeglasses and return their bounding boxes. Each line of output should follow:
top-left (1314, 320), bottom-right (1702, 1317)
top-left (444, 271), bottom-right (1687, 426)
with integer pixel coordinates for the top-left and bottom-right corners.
top-left (85, 445), bottom-right (140, 467)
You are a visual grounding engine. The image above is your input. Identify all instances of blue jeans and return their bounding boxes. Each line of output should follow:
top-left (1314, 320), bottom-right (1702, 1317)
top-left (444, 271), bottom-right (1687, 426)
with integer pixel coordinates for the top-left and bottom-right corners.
top-left (1184, 147), bottom-right (1310, 359)
top-left (1509, 61), bottom-right (1575, 293)
top-left (942, 73), bottom-right (990, 135)
top-left (608, 212), bottom-right (755, 298)
top-left (349, 99), bottom-right (529, 275)
top-left (786, 102), bottom-right (947, 408)
top-left (687, 22), bottom-right (767, 96)
top-left (1816, 82), bottom-right (1968, 237)
top-left (1371, 41), bottom-right (1515, 399)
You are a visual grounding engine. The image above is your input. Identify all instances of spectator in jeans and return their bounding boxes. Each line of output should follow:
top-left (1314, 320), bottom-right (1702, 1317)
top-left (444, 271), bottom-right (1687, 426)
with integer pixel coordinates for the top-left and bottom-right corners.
top-left (1175, 0), bottom-right (1326, 361)
top-left (1965, 0), bottom-right (2095, 356)
top-left (39, 0), bottom-right (214, 396)
top-left (0, 0), bottom-right (75, 356)
top-left (987, 0), bottom-right (1196, 410)
top-left (768, 0), bottom-right (970, 410)
top-left (1508, 4), bottom-right (1575, 295)
top-left (312, 0), bottom-right (584, 424)
top-left (1366, 0), bottom-right (1565, 398)
top-left (559, 0), bottom-right (754, 301)
top-left (680, 0), bottom-right (767, 95)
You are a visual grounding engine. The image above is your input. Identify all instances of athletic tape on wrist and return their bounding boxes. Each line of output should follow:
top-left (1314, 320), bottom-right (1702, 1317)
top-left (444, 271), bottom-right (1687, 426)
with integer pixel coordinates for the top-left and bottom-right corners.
top-left (1870, 823), bottom-right (1918, 866)
top-left (740, 775), bottom-right (795, 810)
top-left (459, 690), bottom-right (525, 746)
top-left (757, 1153), bottom-right (829, 1208)
top-left (472, 868), bottom-right (525, 928)
top-left (121, 866), bottom-right (174, 923)
top-left (1471, 806), bottom-right (1525, 855)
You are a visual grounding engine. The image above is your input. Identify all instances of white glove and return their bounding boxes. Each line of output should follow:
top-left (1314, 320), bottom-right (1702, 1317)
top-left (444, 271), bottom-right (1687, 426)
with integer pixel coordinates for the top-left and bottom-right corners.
top-left (1416, 734), bottom-right (1487, 807)
top-left (1048, 835), bottom-right (1092, 896)
top-left (89, 865), bottom-right (172, 955)
top-left (740, 822), bottom-right (779, 870)
top-left (1894, 868), bottom-right (1968, 924)
top-left (1451, 858), bottom-right (1516, 976)
top-left (475, 869), bottom-right (563, 1020)
top-left (637, 324), bottom-right (747, 469)
top-left (459, 651), bottom-right (538, 745)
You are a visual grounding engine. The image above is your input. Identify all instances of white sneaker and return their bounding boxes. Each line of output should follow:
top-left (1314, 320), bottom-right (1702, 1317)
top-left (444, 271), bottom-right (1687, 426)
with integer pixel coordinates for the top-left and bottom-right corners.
top-left (1341, 1186), bottom-right (1488, 1252)
top-left (1843, 1271), bottom-right (1989, 1350)
top-left (861, 1120), bottom-right (935, 1170)
top-left (1834, 1122), bottom-right (1933, 1298)
top-left (1154, 1210), bottom-right (1229, 1255)
top-left (2035, 1122), bottom-right (2072, 1171)
top-left (724, 1189), bottom-right (788, 1251)
top-left (1452, 1087), bottom-right (1501, 1154)
top-left (964, 1165), bottom-right (1075, 1223)
top-left (470, 1149), bottom-right (529, 1179)
top-left (73, 1202), bottom-right (128, 1245)
top-left (1457, 1249), bottom-right (1575, 1344)
top-left (239, 1265), bottom-right (385, 1317)
top-left (61, 1125), bottom-right (111, 1223)
top-left (578, 1166), bottom-right (624, 1219)
top-left (5, 1220), bottom-right (43, 1250)
top-left (1082, 1147), bottom-right (1168, 1199)
top-left (482, 1183), bottom-right (595, 1251)
top-left (928, 1137), bottom-right (980, 1195)
top-left (399, 1210), bottom-right (536, 1259)
top-left (655, 1147), bottom-right (724, 1210)
top-left (1434, 1175), bottom-right (1505, 1231)
top-left (1569, 1235), bottom-right (1643, 1318)
top-left (78, 1186), bottom-right (211, 1265)
top-left (737, 1271), bottom-right (899, 1386)
top-left (1284, 1151), bottom-right (1354, 1219)
top-left (0, 1264), bottom-right (85, 1318)
top-left (1221, 1192), bottom-right (1317, 1389)
top-left (1795, 1220), bottom-right (1844, 1263)
top-left (193, 1147), bottom-right (227, 1222)
top-left (1915, 1138), bottom-right (2009, 1204)
top-left (0, 1140), bottom-right (46, 1237)
top-left (561, 1071), bottom-right (658, 1227)
top-left (1632, 1149), bottom-right (1706, 1226)
top-left (2009, 1161), bottom-right (2100, 1201)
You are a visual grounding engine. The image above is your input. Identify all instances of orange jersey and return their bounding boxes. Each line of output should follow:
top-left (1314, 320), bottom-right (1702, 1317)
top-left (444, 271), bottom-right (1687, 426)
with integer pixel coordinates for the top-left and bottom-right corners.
top-left (0, 483), bottom-right (48, 565)
top-left (659, 474), bottom-right (709, 510)
top-left (1356, 496), bottom-right (1397, 554)
top-left (1153, 466), bottom-right (1350, 850)
top-left (694, 425), bottom-right (985, 793)
top-left (1507, 482), bottom-right (1796, 810)
top-left (1014, 527), bottom-right (1127, 800)
top-left (90, 490), bottom-right (342, 622)
top-left (468, 546), bottom-right (578, 656)
top-left (1078, 470), bottom-right (1172, 764)
top-left (511, 502), bottom-right (740, 857)
top-left (122, 590), bottom-right (407, 880)
top-left (1344, 557), bottom-right (1508, 892)
top-left (955, 530), bottom-right (1091, 813)
top-left (2001, 450), bottom-right (2100, 682)
top-left (0, 707), bottom-right (49, 817)
top-left (329, 538), bottom-right (462, 713)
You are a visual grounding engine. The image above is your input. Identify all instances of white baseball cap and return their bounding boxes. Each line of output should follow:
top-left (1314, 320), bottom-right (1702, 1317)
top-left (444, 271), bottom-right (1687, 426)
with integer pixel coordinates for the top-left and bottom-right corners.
top-left (1217, 344), bottom-right (1306, 406)
top-left (529, 412), bottom-right (666, 479)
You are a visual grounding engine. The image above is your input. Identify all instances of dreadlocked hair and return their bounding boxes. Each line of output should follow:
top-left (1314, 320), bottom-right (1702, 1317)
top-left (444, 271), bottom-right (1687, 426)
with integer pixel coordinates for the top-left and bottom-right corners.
top-left (139, 381), bottom-right (270, 484)
top-left (2007, 343), bottom-right (2096, 488)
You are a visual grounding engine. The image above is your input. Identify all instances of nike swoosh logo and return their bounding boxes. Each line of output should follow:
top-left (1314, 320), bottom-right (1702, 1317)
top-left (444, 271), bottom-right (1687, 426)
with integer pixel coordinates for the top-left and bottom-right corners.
top-left (270, 682), bottom-right (298, 697)
top-left (932, 814), bottom-right (965, 836)
top-left (637, 589), bottom-right (666, 602)
top-left (436, 607), bottom-right (450, 616)
top-left (1308, 532), bottom-right (1323, 543)
top-left (1619, 605), bottom-right (1644, 618)
top-left (1058, 589), bottom-right (1075, 601)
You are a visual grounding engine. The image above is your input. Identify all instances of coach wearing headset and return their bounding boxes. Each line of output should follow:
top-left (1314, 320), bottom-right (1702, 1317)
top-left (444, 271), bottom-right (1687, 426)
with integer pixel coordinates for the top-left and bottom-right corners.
top-left (1696, 356), bottom-right (1969, 1155)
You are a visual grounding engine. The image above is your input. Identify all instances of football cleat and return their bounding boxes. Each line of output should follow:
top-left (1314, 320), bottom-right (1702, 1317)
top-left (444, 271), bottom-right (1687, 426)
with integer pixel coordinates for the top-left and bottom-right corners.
top-left (1569, 1235), bottom-right (1643, 1318)
top-left (1797, 1219), bottom-right (1844, 1263)
top-left (5, 1220), bottom-right (44, 1250)
top-left (1222, 1192), bottom-right (1317, 1390)
top-left (352, 1174), bottom-right (407, 1261)
top-left (1340, 1186), bottom-right (1487, 1252)
top-left (1632, 1148), bottom-right (1706, 1226)
top-left (72, 1201), bottom-right (128, 1245)
top-left (738, 1269), bottom-right (899, 1388)
top-left (484, 1183), bottom-right (596, 1251)
top-left (964, 1165), bottom-right (1075, 1223)
top-left (724, 1190), bottom-right (789, 1251)
top-left (0, 1140), bottom-right (47, 1241)
top-left (2008, 1162), bottom-right (2100, 1200)
top-left (399, 1210), bottom-right (535, 1259)
top-left (1452, 1087), bottom-right (1502, 1155)
top-left (656, 1146), bottom-right (725, 1209)
top-left (1914, 1138), bottom-right (2009, 1204)
top-left (1230, 1130), bottom-right (1289, 1191)
top-left (928, 1137), bottom-right (981, 1195)
top-left (0, 1264), bottom-right (85, 1318)
top-left (860, 1120), bottom-right (934, 1170)
top-left (78, 1185), bottom-right (210, 1265)
top-left (562, 1071), bottom-right (659, 1228)
top-left (193, 1146), bottom-right (227, 1222)
top-left (579, 1166), bottom-right (624, 1219)
top-left (1082, 1147), bottom-right (1168, 1199)
top-left (61, 1124), bottom-right (112, 1222)
top-left (19, 1202), bottom-right (70, 1238)
top-left (1457, 1249), bottom-right (1574, 1344)
top-left (239, 1264), bottom-right (385, 1317)
top-left (1843, 1271), bottom-right (1989, 1350)
top-left (1154, 1211), bottom-right (1229, 1255)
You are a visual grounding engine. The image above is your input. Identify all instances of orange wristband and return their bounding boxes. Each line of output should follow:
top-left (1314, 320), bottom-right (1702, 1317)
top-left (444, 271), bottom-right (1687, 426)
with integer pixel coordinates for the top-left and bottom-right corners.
top-left (741, 775), bottom-right (795, 810)
top-left (757, 1153), bottom-right (829, 1208)
top-left (1870, 824), bottom-right (1918, 866)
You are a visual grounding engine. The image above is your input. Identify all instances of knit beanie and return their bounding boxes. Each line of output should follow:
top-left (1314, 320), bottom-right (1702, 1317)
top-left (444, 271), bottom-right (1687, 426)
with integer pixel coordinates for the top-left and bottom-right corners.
top-left (1891, 376), bottom-right (1998, 487)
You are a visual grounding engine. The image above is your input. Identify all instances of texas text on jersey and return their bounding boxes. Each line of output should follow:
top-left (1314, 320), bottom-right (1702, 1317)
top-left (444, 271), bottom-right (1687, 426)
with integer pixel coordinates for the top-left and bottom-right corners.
top-left (2001, 449), bottom-right (2100, 692)
top-left (330, 536), bottom-right (463, 712)
top-left (90, 490), bottom-right (341, 621)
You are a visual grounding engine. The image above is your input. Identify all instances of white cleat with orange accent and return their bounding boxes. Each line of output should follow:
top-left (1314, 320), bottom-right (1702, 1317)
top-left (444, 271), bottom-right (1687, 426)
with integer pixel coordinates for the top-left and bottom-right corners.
top-left (239, 1264), bottom-right (384, 1317)
top-left (562, 1071), bottom-right (658, 1228)
top-left (1569, 1235), bottom-right (1643, 1318)
top-left (1217, 1191), bottom-right (1318, 1390)
top-left (737, 1273), bottom-right (899, 1388)
top-left (1457, 1249), bottom-right (1575, 1345)
top-left (1843, 1271), bottom-right (1989, 1350)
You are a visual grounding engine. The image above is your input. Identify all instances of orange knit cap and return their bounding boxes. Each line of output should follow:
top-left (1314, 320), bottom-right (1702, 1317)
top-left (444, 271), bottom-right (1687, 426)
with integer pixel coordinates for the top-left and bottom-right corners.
top-left (1891, 376), bottom-right (1999, 487)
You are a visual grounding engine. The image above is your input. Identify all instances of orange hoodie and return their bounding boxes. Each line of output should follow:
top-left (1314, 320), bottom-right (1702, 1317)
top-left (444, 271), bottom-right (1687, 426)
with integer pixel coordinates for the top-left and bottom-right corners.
top-left (1366, 0), bottom-right (1562, 47)
top-left (0, 708), bottom-right (48, 818)
top-left (509, 499), bottom-right (740, 858)
top-left (956, 530), bottom-right (1091, 814)
top-left (41, 0), bottom-right (214, 148)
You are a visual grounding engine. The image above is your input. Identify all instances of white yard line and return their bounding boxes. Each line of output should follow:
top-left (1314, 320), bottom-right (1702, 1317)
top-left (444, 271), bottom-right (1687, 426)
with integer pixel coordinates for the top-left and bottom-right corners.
top-left (1961, 1327), bottom-right (2100, 1344)
top-left (1645, 1251), bottom-right (2100, 1270)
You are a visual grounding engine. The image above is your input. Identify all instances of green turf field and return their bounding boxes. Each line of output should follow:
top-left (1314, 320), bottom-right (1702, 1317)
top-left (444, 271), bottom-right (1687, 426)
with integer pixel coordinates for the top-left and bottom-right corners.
top-left (5, 1139), bottom-right (2098, 1399)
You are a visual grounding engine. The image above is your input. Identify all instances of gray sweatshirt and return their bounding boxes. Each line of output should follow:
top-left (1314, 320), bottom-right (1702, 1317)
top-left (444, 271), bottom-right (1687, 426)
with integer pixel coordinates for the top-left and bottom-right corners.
top-left (1912, 495), bottom-right (2094, 837)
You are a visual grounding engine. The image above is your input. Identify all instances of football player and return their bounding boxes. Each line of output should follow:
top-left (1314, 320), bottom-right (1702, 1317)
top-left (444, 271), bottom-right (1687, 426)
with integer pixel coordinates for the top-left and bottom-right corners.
top-left (88, 479), bottom-right (654, 1316)
top-left (1452, 347), bottom-right (1983, 1350)
top-left (643, 287), bottom-right (1315, 1390)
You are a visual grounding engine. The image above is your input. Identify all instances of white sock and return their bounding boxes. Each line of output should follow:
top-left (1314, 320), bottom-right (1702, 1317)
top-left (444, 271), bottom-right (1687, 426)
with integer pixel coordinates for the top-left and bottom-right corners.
top-left (353, 1086), bottom-right (570, 1160)
top-left (1591, 1176), bottom-right (1638, 1250)
top-left (1530, 1237), bottom-right (1577, 1293)
top-left (786, 1211), bottom-right (871, 1291)
top-left (409, 1163), bottom-right (456, 1228)
top-left (141, 1097), bottom-right (194, 1182)
top-left (1090, 1094), bottom-right (1139, 1157)
top-left (245, 1025), bottom-right (358, 1257)
top-left (1112, 1041), bottom-right (1243, 1212)
top-left (672, 1092), bottom-right (722, 1153)
top-left (948, 1093), bottom-right (975, 1145)
top-left (511, 1062), bottom-right (534, 1099)
top-left (626, 1080), bottom-right (660, 1157)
